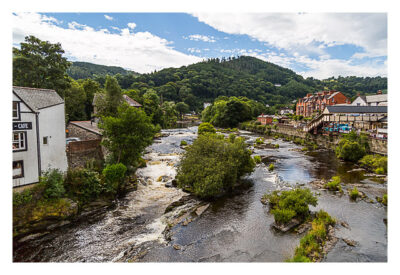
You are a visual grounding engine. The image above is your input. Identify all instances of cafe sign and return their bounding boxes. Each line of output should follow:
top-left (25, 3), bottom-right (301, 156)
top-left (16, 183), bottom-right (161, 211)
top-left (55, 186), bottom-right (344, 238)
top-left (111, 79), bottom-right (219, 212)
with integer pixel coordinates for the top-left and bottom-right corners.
top-left (13, 122), bottom-right (32, 130)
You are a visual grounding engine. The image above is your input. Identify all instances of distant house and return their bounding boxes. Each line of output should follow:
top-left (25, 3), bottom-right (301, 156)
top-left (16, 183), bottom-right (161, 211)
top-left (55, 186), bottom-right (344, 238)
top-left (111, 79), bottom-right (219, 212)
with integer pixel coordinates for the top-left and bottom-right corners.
top-left (203, 102), bottom-right (212, 109)
top-left (92, 93), bottom-right (142, 117)
top-left (257, 114), bottom-right (274, 125)
top-left (296, 90), bottom-right (350, 117)
top-left (12, 86), bottom-right (68, 188)
top-left (279, 107), bottom-right (294, 115)
top-left (352, 90), bottom-right (387, 106)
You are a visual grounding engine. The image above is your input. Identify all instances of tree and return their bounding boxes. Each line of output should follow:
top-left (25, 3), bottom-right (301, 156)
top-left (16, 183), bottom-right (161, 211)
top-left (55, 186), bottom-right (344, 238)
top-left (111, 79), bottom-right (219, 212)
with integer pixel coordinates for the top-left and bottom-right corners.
top-left (198, 122), bottom-right (216, 135)
top-left (94, 76), bottom-right (123, 117)
top-left (64, 79), bottom-right (87, 121)
top-left (175, 102), bottom-right (190, 120)
top-left (13, 35), bottom-right (71, 97)
top-left (81, 78), bottom-right (101, 119)
top-left (142, 89), bottom-right (163, 126)
top-left (161, 101), bottom-right (178, 128)
top-left (99, 104), bottom-right (157, 166)
top-left (176, 134), bottom-right (255, 199)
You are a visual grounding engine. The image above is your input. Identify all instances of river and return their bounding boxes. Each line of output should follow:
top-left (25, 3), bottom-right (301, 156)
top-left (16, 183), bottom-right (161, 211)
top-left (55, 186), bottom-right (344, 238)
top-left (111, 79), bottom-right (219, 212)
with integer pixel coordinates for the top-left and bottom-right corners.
top-left (13, 126), bottom-right (387, 262)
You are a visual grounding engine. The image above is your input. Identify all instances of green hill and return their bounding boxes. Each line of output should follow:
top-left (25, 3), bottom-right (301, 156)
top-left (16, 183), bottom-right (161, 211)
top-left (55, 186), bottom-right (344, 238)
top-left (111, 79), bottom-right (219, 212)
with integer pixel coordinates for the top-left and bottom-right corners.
top-left (67, 61), bottom-right (139, 80)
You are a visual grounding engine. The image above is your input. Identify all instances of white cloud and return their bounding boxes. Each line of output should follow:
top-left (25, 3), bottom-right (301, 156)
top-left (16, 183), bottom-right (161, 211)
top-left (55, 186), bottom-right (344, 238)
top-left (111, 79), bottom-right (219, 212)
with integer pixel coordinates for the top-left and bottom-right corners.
top-left (183, 34), bottom-right (216, 43)
top-left (104, 15), bottom-right (113, 21)
top-left (127, 22), bottom-right (136, 30)
top-left (187, 48), bottom-right (201, 54)
top-left (13, 12), bottom-right (201, 73)
top-left (192, 13), bottom-right (387, 58)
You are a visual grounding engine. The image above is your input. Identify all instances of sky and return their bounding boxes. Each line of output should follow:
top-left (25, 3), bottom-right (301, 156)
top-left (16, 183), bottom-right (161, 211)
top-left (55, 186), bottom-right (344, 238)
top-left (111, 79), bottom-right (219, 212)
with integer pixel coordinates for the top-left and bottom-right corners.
top-left (12, 12), bottom-right (387, 79)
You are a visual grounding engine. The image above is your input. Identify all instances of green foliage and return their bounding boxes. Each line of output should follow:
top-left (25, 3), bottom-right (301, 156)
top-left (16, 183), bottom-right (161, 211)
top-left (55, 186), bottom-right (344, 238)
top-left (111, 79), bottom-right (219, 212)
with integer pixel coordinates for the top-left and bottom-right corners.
top-left (264, 188), bottom-right (318, 224)
top-left (198, 122), bottom-right (216, 135)
top-left (102, 163), bottom-right (127, 195)
top-left (376, 194), bottom-right (387, 206)
top-left (64, 168), bottom-right (102, 203)
top-left (289, 210), bottom-right (335, 262)
top-left (13, 189), bottom-right (33, 207)
top-left (175, 102), bottom-right (190, 119)
top-left (99, 104), bottom-right (157, 166)
top-left (349, 187), bottom-right (360, 200)
top-left (64, 79), bottom-right (87, 121)
top-left (359, 154), bottom-right (387, 174)
top-left (180, 140), bottom-right (188, 146)
top-left (335, 131), bottom-right (369, 162)
top-left (13, 35), bottom-right (71, 97)
top-left (274, 144), bottom-right (280, 148)
top-left (324, 176), bottom-right (342, 192)
top-left (255, 137), bottom-right (265, 145)
top-left (40, 169), bottom-right (65, 200)
top-left (67, 61), bottom-right (138, 81)
top-left (228, 133), bottom-right (236, 143)
top-left (268, 163), bottom-right (275, 171)
top-left (253, 155), bottom-right (262, 164)
top-left (176, 134), bottom-right (255, 199)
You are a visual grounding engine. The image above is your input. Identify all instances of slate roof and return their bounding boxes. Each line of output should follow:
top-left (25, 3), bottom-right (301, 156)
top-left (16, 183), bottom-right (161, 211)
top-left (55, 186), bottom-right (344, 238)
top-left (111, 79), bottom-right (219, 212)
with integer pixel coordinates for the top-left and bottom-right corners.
top-left (122, 94), bottom-right (142, 107)
top-left (69, 121), bottom-right (102, 135)
top-left (324, 105), bottom-right (387, 114)
top-left (13, 86), bottom-right (64, 112)
top-left (366, 94), bottom-right (387, 103)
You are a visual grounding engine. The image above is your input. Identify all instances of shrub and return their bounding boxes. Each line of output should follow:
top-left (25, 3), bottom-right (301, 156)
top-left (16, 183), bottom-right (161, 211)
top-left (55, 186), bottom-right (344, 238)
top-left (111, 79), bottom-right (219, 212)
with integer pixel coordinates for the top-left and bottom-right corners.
top-left (40, 169), bottom-right (65, 200)
top-left (349, 187), bottom-right (360, 200)
top-left (13, 189), bottom-right (33, 207)
top-left (255, 137), bottom-right (264, 145)
top-left (335, 131), bottom-right (369, 162)
top-left (268, 163), bottom-right (275, 171)
top-left (377, 194), bottom-right (387, 206)
top-left (176, 134), bottom-right (255, 199)
top-left (180, 140), bottom-right (188, 146)
top-left (65, 168), bottom-right (102, 203)
top-left (228, 133), bottom-right (236, 143)
top-left (274, 144), bottom-right (280, 149)
top-left (253, 155), bottom-right (262, 164)
top-left (359, 154), bottom-right (387, 174)
top-left (102, 163), bottom-right (127, 195)
top-left (264, 188), bottom-right (318, 224)
top-left (324, 176), bottom-right (342, 192)
top-left (198, 122), bottom-right (216, 135)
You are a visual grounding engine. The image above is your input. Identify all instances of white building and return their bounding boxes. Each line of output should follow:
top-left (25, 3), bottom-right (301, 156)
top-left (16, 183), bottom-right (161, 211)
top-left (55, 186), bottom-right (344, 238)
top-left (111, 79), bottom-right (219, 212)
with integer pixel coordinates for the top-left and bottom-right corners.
top-left (13, 86), bottom-right (68, 188)
top-left (203, 102), bottom-right (212, 109)
top-left (279, 108), bottom-right (294, 115)
top-left (352, 91), bottom-right (387, 107)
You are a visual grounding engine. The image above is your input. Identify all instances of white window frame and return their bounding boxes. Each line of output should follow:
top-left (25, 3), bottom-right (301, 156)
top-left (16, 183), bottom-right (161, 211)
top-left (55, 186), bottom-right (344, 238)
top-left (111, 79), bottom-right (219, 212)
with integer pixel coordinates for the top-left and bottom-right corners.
top-left (13, 101), bottom-right (20, 120)
top-left (13, 160), bottom-right (24, 179)
top-left (13, 131), bottom-right (27, 151)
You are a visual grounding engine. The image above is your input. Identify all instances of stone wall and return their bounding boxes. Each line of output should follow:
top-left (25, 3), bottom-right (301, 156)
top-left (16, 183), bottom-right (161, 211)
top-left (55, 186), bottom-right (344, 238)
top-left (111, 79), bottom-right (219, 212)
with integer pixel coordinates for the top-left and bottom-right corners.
top-left (66, 139), bottom-right (104, 169)
top-left (270, 123), bottom-right (387, 155)
top-left (67, 123), bottom-right (101, 140)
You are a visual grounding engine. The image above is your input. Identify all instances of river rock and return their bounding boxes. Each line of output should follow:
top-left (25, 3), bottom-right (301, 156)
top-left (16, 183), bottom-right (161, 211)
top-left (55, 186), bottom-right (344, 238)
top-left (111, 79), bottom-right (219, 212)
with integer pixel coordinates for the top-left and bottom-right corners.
top-left (18, 232), bottom-right (50, 243)
top-left (173, 244), bottom-right (181, 250)
top-left (195, 204), bottom-right (210, 216)
top-left (343, 238), bottom-right (357, 247)
top-left (272, 218), bottom-right (301, 232)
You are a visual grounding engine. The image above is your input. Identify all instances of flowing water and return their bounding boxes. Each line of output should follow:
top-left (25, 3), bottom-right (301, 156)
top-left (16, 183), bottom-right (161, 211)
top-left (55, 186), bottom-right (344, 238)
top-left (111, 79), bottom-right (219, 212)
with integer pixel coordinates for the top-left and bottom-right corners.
top-left (13, 127), bottom-right (387, 262)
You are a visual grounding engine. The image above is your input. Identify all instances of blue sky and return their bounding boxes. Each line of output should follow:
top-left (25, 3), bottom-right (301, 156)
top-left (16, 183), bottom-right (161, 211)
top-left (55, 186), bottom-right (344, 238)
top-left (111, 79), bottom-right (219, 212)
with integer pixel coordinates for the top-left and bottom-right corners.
top-left (12, 12), bottom-right (387, 79)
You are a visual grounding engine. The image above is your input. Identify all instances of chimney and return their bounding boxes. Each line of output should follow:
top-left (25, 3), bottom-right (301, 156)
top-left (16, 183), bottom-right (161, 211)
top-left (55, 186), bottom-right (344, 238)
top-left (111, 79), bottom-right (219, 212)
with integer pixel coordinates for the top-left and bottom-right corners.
top-left (377, 90), bottom-right (382, 95)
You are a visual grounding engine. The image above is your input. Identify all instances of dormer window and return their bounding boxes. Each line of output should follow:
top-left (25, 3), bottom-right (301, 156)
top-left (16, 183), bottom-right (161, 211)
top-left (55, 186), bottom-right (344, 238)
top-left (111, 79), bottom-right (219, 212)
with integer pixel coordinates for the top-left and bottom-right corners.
top-left (13, 101), bottom-right (20, 120)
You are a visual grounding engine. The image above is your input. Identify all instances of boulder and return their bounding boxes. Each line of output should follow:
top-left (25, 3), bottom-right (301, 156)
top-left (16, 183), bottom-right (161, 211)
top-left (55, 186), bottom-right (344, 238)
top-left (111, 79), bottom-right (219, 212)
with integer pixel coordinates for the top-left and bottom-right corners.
top-left (173, 244), bottom-right (181, 250)
top-left (272, 218), bottom-right (301, 232)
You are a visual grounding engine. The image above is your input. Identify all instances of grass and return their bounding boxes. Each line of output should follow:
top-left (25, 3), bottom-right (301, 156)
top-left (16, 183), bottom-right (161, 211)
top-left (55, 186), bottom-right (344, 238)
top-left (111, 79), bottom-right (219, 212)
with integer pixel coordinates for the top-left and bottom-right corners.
top-left (349, 187), bottom-right (360, 200)
top-left (255, 137), bottom-right (265, 145)
top-left (324, 176), bottom-right (342, 192)
top-left (253, 155), bottom-right (262, 164)
top-left (268, 163), bottom-right (275, 171)
top-left (288, 210), bottom-right (336, 262)
top-left (274, 144), bottom-right (280, 149)
top-left (180, 140), bottom-right (188, 146)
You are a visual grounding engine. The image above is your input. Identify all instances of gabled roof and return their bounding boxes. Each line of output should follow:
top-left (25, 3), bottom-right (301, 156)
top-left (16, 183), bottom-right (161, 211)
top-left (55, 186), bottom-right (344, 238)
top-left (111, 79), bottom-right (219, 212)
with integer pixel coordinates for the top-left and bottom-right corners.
top-left (13, 86), bottom-right (64, 112)
top-left (324, 105), bottom-right (387, 114)
top-left (69, 121), bottom-right (102, 135)
top-left (365, 94), bottom-right (387, 103)
top-left (327, 91), bottom-right (340, 100)
top-left (122, 94), bottom-right (142, 107)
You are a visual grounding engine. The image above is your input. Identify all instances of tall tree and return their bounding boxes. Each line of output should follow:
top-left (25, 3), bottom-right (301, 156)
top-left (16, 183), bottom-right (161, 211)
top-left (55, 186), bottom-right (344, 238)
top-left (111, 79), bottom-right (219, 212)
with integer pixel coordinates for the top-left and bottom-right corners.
top-left (99, 104), bottom-right (157, 166)
top-left (13, 35), bottom-right (71, 97)
top-left (175, 102), bottom-right (190, 120)
top-left (64, 80), bottom-right (87, 121)
top-left (81, 78), bottom-right (102, 119)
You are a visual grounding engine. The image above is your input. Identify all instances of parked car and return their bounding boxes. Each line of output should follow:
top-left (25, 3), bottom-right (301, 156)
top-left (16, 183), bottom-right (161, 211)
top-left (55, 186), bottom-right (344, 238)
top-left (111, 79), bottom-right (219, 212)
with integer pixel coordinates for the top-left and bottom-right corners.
top-left (66, 137), bottom-right (81, 144)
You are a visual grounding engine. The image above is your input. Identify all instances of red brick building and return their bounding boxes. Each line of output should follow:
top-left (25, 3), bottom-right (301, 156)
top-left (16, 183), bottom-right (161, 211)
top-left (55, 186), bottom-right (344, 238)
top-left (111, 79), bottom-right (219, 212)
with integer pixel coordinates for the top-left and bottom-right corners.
top-left (296, 90), bottom-right (350, 117)
top-left (257, 114), bottom-right (274, 125)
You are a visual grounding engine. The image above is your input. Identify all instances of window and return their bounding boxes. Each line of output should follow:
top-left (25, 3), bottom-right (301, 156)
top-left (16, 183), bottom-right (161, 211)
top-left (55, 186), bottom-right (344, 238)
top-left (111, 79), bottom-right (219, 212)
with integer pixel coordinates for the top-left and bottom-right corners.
top-left (43, 136), bottom-right (48, 145)
top-left (13, 161), bottom-right (24, 179)
top-left (13, 132), bottom-right (26, 151)
top-left (13, 101), bottom-right (20, 120)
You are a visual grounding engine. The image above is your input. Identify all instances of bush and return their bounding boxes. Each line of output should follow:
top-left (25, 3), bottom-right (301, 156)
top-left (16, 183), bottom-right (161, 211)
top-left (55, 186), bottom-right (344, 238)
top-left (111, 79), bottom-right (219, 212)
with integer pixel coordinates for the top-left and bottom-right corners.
top-left (335, 131), bottom-right (369, 162)
top-left (253, 155), bottom-right (262, 164)
top-left (198, 122), bottom-right (216, 135)
top-left (264, 188), bottom-right (318, 224)
top-left (377, 194), bottom-right (387, 206)
top-left (180, 140), bottom-right (188, 146)
top-left (268, 163), bottom-right (275, 171)
top-left (102, 163), bottom-right (127, 195)
top-left (13, 189), bottom-right (33, 207)
top-left (274, 144), bottom-right (280, 149)
top-left (255, 137), bottom-right (264, 145)
top-left (324, 176), bottom-right (342, 192)
top-left (40, 169), bottom-right (65, 200)
top-left (349, 187), bottom-right (360, 200)
top-left (359, 154), bottom-right (387, 174)
top-left (228, 133), bottom-right (236, 143)
top-left (176, 134), bottom-right (255, 199)
top-left (65, 168), bottom-right (102, 203)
